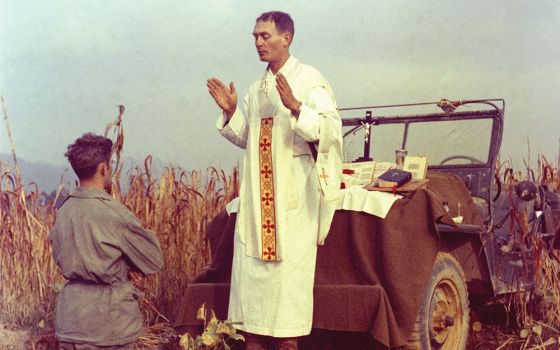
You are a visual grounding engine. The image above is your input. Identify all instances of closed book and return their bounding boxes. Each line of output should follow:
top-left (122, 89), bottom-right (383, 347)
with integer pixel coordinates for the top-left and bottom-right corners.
top-left (377, 169), bottom-right (412, 188)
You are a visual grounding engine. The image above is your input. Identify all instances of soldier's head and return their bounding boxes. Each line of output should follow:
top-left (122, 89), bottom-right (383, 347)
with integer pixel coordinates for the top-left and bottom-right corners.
top-left (65, 133), bottom-right (113, 189)
top-left (253, 11), bottom-right (294, 64)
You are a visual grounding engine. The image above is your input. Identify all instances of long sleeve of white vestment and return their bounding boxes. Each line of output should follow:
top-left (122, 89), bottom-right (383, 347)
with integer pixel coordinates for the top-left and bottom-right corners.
top-left (216, 94), bottom-right (249, 149)
top-left (291, 86), bottom-right (338, 142)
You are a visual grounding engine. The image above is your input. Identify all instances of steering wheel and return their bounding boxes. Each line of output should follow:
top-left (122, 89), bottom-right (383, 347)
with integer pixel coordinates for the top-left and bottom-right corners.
top-left (439, 155), bottom-right (484, 165)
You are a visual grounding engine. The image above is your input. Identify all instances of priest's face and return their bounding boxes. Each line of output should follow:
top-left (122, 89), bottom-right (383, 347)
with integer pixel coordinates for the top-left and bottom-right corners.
top-left (253, 20), bottom-right (290, 64)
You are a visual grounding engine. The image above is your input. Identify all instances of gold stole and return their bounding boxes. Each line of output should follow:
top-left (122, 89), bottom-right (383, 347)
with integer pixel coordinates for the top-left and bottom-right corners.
top-left (257, 71), bottom-right (281, 261)
top-left (258, 117), bottom-right (277, 260)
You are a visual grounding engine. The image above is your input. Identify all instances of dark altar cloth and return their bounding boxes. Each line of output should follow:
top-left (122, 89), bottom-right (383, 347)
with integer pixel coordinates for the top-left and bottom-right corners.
top-left (175, 188), bottom-right (454, 349)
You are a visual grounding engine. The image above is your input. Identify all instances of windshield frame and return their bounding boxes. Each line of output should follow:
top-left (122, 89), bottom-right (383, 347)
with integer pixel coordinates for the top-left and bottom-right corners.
top-left (340, 100), bottom-right (504, 170)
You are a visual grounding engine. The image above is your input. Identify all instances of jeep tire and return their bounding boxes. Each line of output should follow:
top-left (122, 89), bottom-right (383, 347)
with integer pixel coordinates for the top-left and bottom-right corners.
top-left (407, 252), bottom-right (470, 350)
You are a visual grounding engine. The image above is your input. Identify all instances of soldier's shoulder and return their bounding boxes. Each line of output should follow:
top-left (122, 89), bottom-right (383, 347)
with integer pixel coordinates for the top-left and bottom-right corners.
top-left (55, 195), bottom-right (70, 209)
top-left (100, 197), bottom-right (132, 216)
top-left (100, 198), bottom-right (141, 226)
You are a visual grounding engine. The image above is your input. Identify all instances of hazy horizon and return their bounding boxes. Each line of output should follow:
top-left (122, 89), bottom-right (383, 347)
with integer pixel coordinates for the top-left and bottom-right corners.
top-left (1, 0), bottom-right (559, 172)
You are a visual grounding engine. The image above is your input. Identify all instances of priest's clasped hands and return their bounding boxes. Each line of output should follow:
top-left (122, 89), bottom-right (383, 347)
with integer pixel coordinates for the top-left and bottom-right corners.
top-left (207, 73), bottom-right (302, 120)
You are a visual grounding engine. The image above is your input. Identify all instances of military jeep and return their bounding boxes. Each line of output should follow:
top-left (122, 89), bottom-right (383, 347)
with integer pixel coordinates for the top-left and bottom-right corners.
top-left (175, 99), bottom-right (560, 350)
top-left (339, 98), bottom-right (560, 349)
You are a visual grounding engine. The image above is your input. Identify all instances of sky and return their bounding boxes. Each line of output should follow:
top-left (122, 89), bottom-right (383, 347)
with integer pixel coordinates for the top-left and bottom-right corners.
top-left (1, 0), bottom-right (559, 174)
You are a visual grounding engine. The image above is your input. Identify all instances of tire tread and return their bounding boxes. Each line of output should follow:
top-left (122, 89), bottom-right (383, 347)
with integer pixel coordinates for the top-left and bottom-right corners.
top-left (405, 252), bottom-right (470, 350)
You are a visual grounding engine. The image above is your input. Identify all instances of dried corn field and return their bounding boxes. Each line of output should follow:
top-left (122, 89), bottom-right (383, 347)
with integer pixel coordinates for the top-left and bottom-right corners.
top-left (472, 155), bottom-right (560, 350)
top-left (1, 101), bottom-right (239, 332)
top-left (0, 158), bottom-right (238, 328)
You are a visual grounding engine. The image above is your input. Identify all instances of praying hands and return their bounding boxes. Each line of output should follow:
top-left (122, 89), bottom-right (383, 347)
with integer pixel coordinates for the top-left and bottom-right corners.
top-left (207, 78), bottom-right (238, 120)
top-left (276, 73), bottom-right (301, 117)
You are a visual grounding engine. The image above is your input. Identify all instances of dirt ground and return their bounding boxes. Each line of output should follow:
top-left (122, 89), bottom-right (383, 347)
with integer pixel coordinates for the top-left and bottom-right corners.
top-left (0, 324), bottom-right (31, 350)
top-left (1, 310), bottom-right (555, 350)
top-left (0, 323), bottom-right (523, 350)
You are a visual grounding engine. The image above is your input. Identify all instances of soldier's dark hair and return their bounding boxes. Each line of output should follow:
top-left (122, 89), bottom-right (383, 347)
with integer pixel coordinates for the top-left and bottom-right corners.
top-left (64, 133), bottom-right (113, 180)
top-left (257, 11), bottom-right (294, 38)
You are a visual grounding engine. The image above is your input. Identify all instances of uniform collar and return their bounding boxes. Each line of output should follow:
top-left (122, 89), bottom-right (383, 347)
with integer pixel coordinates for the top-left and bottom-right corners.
top-left (69, 187), bottom-right (113, 200)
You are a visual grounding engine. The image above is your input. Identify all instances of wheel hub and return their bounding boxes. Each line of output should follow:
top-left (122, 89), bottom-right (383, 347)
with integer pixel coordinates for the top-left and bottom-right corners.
top-left (429, 280), bottom-right (463, 348)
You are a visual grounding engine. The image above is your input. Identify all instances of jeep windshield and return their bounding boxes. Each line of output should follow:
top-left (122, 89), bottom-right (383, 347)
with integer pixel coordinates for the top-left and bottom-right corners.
top-left (340, 100), bottom-right (504, 168)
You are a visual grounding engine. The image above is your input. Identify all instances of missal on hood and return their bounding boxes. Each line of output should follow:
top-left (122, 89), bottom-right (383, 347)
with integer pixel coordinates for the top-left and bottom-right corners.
top-left (377, 169), bottom-right (413, 188)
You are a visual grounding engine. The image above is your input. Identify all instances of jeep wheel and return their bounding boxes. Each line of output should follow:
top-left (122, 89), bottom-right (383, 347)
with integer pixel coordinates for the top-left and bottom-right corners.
top-left (407, 252), bottom-right (470, 350)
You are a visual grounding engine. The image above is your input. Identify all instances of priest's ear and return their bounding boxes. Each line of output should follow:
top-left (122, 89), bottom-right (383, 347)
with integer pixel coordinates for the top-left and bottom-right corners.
top-left (282, 32), bottom-right (293, 47)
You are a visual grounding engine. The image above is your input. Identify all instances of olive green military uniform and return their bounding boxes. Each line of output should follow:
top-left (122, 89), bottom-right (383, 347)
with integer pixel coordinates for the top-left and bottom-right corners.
top-left (49, 187), bottom-right (164, 347)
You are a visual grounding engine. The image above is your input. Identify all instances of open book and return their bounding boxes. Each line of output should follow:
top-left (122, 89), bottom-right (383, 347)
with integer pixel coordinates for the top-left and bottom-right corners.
top-left (342, 161), bottom-right (399, 187)
top-left (342, 161), bottom-right (376, 186)
top-left (403, 156), bottom-right (428, 180)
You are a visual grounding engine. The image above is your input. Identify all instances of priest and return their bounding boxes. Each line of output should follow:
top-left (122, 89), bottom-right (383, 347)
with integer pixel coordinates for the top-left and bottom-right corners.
top-left (207, 11), bottom-right (342, 350)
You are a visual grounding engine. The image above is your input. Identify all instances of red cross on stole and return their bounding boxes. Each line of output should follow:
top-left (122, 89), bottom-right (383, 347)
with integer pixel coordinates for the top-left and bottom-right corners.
top-left (258, 117), bottom-right (277, 261)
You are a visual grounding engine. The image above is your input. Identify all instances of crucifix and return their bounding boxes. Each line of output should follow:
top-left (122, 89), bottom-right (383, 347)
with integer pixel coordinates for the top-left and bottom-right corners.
top-left (362, 121), bottom-right (371, 143)
top-left (356, 110), bottom-right (374, 162)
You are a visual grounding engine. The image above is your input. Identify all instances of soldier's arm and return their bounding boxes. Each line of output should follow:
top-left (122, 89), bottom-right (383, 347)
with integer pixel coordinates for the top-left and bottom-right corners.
top-left (119, 212), bottom-right (164, 275)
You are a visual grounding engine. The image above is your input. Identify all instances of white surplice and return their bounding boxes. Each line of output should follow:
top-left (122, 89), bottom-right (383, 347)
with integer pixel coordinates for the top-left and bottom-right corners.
top-left (216, 56), bottom-right (342, 337)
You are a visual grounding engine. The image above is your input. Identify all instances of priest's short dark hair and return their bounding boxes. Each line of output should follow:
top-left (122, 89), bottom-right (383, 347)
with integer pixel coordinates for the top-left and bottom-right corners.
top-left (257, 11), bottom-right (294, 38)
